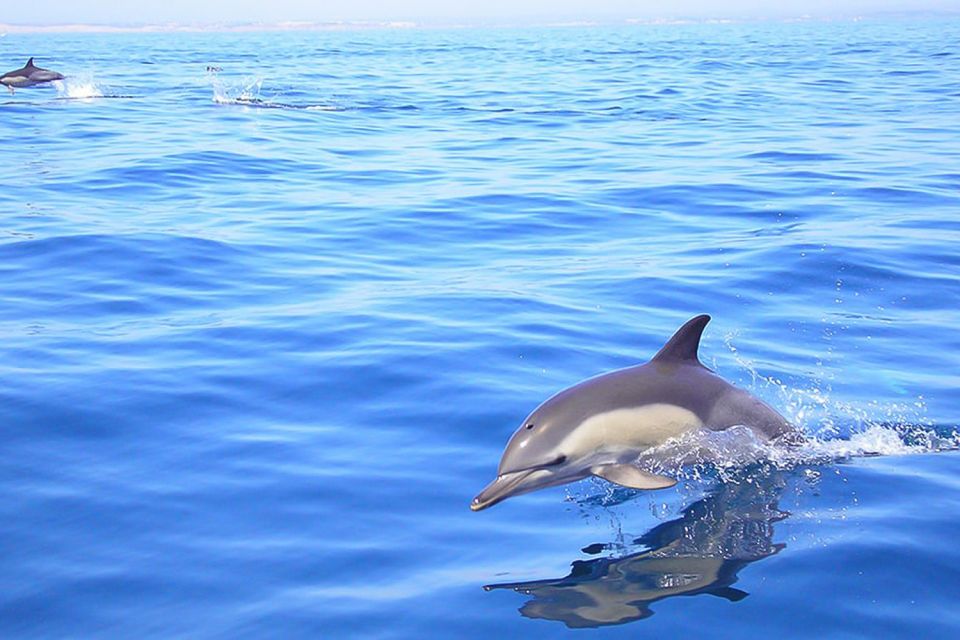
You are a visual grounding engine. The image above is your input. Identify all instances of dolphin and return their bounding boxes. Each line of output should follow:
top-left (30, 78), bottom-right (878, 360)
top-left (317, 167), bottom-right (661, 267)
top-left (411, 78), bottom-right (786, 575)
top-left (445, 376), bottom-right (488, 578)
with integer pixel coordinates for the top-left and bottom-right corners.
top-left (1, 58), bottom-right (65, 94)
top-left (471, 314), bottom-right (795, 511)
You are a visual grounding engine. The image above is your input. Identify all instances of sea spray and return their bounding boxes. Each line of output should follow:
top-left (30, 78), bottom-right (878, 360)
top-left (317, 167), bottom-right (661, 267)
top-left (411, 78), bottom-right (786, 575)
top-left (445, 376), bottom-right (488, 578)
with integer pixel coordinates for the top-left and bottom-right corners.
top-left (54, 77), bottom-right (103, 99)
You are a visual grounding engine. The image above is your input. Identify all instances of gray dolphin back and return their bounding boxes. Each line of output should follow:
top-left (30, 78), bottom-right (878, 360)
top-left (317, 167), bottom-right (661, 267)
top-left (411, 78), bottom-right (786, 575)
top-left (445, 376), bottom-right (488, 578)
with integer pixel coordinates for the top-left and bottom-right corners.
top-left (2, 58), bottom-right (64, 84)
top-left (2, 58), bottom-right (34, 78)
top-left (651, 314), bottom-right (793, 439)
top-left (523, 313), bottom-right (792, 442)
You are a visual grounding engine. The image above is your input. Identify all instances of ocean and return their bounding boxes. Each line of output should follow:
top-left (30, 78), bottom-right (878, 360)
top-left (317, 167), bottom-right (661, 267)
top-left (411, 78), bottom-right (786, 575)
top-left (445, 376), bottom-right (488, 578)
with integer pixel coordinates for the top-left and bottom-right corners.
top-left (1, 18), bottom-right (959, 638)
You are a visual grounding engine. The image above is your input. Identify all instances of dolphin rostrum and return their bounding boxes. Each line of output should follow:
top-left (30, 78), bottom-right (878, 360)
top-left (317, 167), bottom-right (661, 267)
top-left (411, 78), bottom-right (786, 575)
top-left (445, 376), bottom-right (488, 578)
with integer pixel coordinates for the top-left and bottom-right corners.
top-left (1, 58), bottom-right (65, 94)
top-left (471, 314), bottom-right (795, 511)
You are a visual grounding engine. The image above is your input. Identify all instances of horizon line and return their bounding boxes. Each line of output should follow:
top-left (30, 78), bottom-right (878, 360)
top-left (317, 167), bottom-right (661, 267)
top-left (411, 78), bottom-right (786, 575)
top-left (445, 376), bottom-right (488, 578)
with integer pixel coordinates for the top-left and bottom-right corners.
top-left (1, 11), bottom-right (957, 34)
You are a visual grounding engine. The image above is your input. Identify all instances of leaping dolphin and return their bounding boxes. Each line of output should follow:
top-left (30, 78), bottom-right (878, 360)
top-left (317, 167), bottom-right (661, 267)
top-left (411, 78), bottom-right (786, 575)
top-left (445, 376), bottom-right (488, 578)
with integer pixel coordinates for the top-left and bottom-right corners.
top-left (1, 58), bottom-right (65, 94)
top-left (471, 314), bottom-right (796, 511)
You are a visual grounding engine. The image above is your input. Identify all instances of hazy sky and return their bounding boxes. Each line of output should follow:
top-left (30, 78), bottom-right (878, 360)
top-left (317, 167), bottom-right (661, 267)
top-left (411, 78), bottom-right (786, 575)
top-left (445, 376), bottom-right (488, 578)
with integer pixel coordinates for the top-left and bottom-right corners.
top-left (5, 0), bottom-right (958, 25)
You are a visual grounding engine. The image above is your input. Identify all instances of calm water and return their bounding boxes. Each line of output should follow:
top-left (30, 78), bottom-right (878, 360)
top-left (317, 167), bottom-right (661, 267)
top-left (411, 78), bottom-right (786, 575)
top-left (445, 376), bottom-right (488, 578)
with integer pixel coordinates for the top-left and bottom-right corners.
top-left (1, 19), bottom-right (959, 638)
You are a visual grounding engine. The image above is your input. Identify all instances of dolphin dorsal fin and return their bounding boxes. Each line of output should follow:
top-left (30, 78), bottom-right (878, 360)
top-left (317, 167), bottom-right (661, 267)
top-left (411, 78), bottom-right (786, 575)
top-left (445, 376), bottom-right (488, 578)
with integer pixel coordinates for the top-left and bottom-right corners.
top-left (651, 314), bottom-right (710, 365)
top-left (26, 57), bottom-right (35, 67)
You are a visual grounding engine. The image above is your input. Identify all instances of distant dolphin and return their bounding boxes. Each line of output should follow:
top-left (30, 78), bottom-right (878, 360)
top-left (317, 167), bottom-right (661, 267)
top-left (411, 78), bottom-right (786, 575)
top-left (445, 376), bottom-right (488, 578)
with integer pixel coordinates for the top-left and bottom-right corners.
top-left (471, 314), bottom-right (795, 511)
top-left (1, 58), bottom-right (65, 93)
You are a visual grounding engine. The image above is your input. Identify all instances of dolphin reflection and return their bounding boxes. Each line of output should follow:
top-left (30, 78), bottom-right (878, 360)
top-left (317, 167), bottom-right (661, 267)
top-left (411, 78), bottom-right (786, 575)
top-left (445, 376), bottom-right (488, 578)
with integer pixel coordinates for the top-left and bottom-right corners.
top-left (485, 473), bottom-right (789, 628)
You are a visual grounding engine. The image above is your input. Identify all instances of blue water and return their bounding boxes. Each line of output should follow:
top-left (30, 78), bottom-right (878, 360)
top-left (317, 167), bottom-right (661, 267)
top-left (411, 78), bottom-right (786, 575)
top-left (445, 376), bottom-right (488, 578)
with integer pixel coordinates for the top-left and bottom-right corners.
top-left (1, 19), bottom-right (959, 638)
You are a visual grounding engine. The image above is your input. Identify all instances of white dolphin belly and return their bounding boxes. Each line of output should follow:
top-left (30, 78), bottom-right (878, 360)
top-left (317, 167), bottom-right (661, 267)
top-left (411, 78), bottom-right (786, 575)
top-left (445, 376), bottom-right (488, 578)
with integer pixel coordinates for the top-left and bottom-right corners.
top-left (560, 403), bottom-right (704, 456)
top-left (1, 75), bottom-right (31, 87)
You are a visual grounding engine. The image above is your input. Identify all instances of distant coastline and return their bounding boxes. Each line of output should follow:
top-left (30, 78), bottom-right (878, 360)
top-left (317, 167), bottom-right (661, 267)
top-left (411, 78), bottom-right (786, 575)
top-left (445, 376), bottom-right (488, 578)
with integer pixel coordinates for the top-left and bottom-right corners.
top-left (1, 12), bottom-right (957, 34)
top-left (0, 21), bottom-right (420, 34)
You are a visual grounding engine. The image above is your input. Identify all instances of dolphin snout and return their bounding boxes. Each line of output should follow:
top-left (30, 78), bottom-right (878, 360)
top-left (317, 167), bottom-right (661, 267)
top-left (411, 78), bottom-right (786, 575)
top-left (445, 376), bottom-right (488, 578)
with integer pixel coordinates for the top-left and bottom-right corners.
top-left (471, 470), bottom-right (538, 512)
top-left (470, 495), bottom-right (490, 512)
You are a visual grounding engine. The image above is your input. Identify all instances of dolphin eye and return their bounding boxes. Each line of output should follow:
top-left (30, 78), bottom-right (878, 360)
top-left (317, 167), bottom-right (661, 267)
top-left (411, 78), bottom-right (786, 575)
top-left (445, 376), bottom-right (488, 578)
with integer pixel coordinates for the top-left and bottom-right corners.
top-left (525, 423), bottom-right (534, 430)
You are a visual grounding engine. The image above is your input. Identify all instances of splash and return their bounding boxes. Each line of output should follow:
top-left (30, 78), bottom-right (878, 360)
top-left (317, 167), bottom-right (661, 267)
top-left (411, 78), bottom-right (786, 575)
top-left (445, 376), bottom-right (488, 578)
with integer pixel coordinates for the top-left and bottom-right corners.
top-left (631, 365), bottom-right (957, 484)
top-left (54, 77), bottom-right (103, 99)
top-left (562, 332), bottom-right (959, 518)
top-left (568, 418), bottom-right (958, 517)
top-left (210, 73), bottom-right (264, 106)
top-left (678, 331), bottom-right (959, 468)
top-left (613, 332), bottom-right (959, 500)
top-left (636, 421), bottom-right (959, 481)
top-left (209, 73), bottom-right (340, 111)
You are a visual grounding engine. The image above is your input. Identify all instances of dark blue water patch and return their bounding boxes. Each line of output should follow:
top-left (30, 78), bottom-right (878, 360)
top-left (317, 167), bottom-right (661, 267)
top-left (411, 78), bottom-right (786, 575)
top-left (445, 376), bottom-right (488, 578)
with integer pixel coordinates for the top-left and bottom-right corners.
top-left (0, 233), bottom-right (294, 330)
top-left (0, 232), bottom-right (244, 276)
top-left (884, 68), bottom-right (937, 76)
top-left (808, 119), bottom-right (867, 128)
top-left (599, 183), bottom-right (782, 219)
top-left (844, 185), bottom-right (959, 207)
top-left (743, 150), bottom-right (844, 163)
top-left (695, 59), bottom-right (736, 70)
top-left (800, 78), bottom-right (857, 92)
top-left (663, 139), bottom-right (707, 147)
top-left (754, 170), bottom-right (862, 182)
top-left (922, 172), bottom-right (960, 189)
top-left (47, 151), bottom-right (318, 198)
top-left (357, 199), bottom-right (592, 251)
top-left (322, 165), bottom-right (444, 187)
top-left (830, 48), bottom-right (879, 56)
top-left (585, 48), bottom-right (655, 56)
top-left (452, 106), bottom-right (516, 114)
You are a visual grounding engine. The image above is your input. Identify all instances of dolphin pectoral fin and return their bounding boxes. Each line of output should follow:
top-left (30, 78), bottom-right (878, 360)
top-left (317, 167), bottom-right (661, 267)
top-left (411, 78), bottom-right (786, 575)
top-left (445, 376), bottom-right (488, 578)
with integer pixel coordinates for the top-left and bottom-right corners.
top-left (590, 464), bottom-right (677, 490)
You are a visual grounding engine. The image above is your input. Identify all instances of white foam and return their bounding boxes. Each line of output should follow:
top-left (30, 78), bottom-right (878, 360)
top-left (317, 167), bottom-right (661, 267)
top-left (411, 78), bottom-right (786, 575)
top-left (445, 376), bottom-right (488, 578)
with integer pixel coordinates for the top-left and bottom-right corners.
top-left (679, 333), bottom-right (960, 469)
top-left (55, 77), bottom-right (103, 99)
top-left (209, 74), bottom-right (341, 111)
top-left (636, 421), bottom-right (958, 481)
top-left (210, 75), bottom-right (263, 105)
